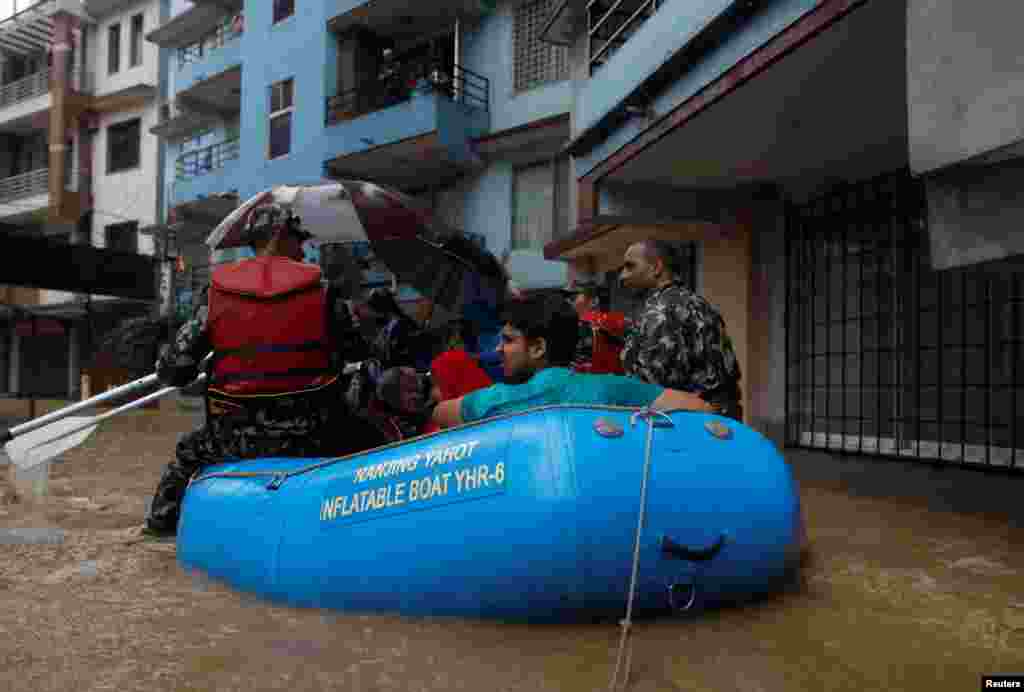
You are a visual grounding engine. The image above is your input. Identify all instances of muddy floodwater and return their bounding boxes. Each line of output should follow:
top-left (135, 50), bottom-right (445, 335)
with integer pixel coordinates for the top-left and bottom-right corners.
top-left (1, 404), bottom-right (1022, 691)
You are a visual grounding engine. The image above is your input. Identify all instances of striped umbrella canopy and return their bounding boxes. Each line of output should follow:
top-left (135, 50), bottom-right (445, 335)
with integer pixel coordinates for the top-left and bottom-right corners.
top-left (205, 181), bottom-right (508, 312)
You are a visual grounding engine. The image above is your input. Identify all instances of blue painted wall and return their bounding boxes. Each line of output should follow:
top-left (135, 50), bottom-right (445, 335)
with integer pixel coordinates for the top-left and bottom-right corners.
top-left (576, 0), bottom-right (821, 177)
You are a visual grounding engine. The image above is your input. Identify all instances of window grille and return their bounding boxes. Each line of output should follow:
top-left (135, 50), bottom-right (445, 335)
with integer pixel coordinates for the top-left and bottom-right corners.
top-left (514, 0), bottom-right (570, 92)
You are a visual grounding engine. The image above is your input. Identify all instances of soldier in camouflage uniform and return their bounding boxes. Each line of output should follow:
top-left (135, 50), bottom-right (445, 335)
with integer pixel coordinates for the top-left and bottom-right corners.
top-left (619, 239), bottom-right (743, 421)
top-left (143, 206), bottom-right (387, 537)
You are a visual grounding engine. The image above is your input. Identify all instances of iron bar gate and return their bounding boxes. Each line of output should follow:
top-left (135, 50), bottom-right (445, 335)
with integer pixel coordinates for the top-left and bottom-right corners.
top-left (785, 172), bottom-right (1023, 471)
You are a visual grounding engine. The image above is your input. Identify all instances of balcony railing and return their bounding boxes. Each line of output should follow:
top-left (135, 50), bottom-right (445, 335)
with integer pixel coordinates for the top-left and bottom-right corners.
top-left (175, 138), bottom-right (240, 180)
top-left (0, 168), bottom-right (49, 204)
top-left (177, 17), bottom-right (243, 68)
top-left (588, 0), bottom-right (663, 73)
top-left (0, 69), bottom-right (50, 110)
top-left (326, 63), bottom-right (489, 126)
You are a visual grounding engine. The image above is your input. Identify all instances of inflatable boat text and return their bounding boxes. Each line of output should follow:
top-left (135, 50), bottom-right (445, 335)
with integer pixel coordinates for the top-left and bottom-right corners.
top-left (320, 461), bottom-right (505, 523)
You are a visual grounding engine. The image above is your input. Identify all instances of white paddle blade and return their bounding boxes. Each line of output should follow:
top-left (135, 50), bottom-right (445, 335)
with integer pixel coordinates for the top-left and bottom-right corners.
top-left (6, 416), bottom-right (98, 470)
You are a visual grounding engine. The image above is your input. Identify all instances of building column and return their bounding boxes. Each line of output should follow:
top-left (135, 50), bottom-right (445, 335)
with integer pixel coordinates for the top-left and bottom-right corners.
top-left (67, 323), bottom-right (80, 399)
top-left (48, 11), bottom-right (83, 223)
top-left (8, 326), bottom-right (20, 395)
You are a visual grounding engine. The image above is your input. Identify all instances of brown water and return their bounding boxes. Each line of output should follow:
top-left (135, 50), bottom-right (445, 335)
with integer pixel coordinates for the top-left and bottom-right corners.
top-left (1, 411), bottom-right (1021, 691)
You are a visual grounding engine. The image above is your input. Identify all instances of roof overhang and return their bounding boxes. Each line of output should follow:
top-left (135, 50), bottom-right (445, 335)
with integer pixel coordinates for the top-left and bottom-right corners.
top-left (145, 3), bottom-right (228, 49)
top-left (170, 194), bottom-right (238, 229)
top-left (325, 131), bottom-right (472, 192)
top-left (472, 113), bottom-right (569, 166)
top-left (328, 0), bottom-right (490, 40)
top-left (0, 234), bottom-right (156, 300)
top-left (543, 216), bottom-right (728, 272)
top-left (188, 0), bottom-right (244, 14)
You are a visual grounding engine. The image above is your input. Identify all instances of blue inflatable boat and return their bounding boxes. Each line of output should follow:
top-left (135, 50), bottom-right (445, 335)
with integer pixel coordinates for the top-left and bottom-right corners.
top-left (177, 406), bottom-right (804, 621)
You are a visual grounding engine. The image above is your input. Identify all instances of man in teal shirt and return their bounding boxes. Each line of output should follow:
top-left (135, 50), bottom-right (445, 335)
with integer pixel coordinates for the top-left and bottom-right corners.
top-left (431, 294), bottom-right (717, 428)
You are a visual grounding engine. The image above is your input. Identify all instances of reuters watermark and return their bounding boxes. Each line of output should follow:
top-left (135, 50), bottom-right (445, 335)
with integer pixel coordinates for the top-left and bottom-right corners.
top-left (984, 676), bottom-right (1024, 690)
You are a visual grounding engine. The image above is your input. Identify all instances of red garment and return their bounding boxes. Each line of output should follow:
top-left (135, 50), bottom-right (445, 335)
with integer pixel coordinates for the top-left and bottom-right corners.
top-left (208, 256), bottom-right (334, 395)
top-left (422, 349), bottom-right (493, 434)
top-left (578, 310), bottom-right (627, 375)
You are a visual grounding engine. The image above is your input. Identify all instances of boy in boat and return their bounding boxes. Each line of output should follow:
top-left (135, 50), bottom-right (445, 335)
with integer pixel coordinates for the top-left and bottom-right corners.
top-left (142, 205), bottom-right (388, 538)
top-left (430, 294), bottom-right (720, 429)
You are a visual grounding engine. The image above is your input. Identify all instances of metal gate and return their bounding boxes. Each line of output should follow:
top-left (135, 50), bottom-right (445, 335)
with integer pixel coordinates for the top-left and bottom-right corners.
top-left (785, 172), bottom-right (1023, 470)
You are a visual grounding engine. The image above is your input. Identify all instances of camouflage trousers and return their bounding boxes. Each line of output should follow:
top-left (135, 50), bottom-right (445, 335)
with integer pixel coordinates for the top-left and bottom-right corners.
top-left (144, 418), bottom-right (339, 534)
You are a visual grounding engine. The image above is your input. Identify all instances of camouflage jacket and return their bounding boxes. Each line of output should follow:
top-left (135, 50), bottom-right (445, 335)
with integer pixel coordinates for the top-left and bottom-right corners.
top-left (620, 282), bottom-right (742, 400)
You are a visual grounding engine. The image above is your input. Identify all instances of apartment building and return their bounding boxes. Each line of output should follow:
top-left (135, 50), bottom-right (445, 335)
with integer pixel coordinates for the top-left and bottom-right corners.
top-left (538, 0), bottom-right (1023, 472)
top-left (146, 0), bottom-right (582, 320)
top-left (0, 0), bottom-right (167, 398)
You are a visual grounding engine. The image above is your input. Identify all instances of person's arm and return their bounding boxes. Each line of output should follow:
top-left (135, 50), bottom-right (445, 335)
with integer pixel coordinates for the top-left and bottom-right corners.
top-left (650, 388), bottom-right (717, 414)
top-left (155, 287), bottom-right (212, 387)
top-left (431, 396), bottom-right (465, 430)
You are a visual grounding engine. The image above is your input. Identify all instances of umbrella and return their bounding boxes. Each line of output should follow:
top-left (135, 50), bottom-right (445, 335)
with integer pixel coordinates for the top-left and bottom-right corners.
top-left (206, 181), bottom-right (507, 313)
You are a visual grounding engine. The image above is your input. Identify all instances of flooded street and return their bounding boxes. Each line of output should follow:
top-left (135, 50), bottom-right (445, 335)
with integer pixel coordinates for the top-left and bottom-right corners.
top-left (1, 405), bottom-right (1022, 691)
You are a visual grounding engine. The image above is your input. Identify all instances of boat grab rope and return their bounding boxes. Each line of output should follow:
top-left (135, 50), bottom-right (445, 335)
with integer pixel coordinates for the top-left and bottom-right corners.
top-left (187, 403), bottom-right (701, 489)
top-left (606, 407), bottom-right (675, 692)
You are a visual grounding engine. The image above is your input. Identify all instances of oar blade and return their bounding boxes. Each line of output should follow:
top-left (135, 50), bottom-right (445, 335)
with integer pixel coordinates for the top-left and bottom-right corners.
top-left (5, 417), bottom-right (99, 470)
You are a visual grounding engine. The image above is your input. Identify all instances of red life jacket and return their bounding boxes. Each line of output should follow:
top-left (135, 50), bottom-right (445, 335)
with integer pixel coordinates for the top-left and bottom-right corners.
top-left (580, 310), bottom-right (627, 375)
top-left (207, 256), bottom-right (335, 395)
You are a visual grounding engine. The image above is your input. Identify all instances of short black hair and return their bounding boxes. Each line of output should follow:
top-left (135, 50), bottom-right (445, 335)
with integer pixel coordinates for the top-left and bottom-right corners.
top-left (640, 239), bottom-right (684, 278)
top-left (501, 293), bottom-right (579, 367)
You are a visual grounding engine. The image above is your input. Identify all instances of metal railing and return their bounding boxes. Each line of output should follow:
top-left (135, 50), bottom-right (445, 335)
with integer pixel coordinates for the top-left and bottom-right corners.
top-left (175, 138), bottom-right (239, 180)
top-left (177, 17), bottom-right (242, 68)
top-left (588, 0), bottom-right (662, 73)
top-left (0, 168), bottom-right (49, 204)
top-left (0, 68), bottom-right (50, 110)
top-left (326, 63), bottom-right (489, 126)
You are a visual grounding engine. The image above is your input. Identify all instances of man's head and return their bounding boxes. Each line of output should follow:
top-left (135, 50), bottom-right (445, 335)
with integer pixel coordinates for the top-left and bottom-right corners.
top-left (245, 204), bottom-right (312, 261)
top-left (497, 294), bottom-right (579, 384)
top-left (619, 239), bottom-right (679, 292)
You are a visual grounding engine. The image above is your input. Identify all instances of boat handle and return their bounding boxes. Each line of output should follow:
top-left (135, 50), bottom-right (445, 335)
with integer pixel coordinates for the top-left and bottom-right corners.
top-left (660, 533), bottom-right (726, 562)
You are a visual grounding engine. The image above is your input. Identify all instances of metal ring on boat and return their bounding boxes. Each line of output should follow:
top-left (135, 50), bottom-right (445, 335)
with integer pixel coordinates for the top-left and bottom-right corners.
top-left (667, 580), bottom-right (697, 612)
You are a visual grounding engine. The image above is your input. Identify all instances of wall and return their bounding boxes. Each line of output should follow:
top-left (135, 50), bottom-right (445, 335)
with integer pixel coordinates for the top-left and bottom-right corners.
top-left (701, 222), bottom-right (752, 425)
top-left (90, 105), bottom-right (159, 253)
top-left (924, 158), bottom-right (1024, 270)
top-left (462, 1), bottom-right (572, 134)
top-left (91, 0), bottom-right (162, 97)
top-left (908, 0), bottom-right (1024, 175)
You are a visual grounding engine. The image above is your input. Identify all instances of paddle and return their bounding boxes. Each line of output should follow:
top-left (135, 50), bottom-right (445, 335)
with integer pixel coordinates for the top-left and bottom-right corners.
top-left (5, 360), bottom-right (367, 471)
top-left (0, 372), bottom-right (160, 445)
top-left (5, 375), bottom-right (207, 471)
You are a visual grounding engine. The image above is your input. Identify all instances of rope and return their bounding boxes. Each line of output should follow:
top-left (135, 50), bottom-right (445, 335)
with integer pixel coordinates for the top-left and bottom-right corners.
top-left (607, 408), bottom-right (675, 692)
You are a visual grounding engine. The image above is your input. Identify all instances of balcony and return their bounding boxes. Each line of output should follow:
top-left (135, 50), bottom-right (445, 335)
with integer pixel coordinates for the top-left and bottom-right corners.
top-left (150, 96), bottom-right (220, 139)
top-left (0, 168), bottom-right (49, 220)
top-left (174, 17), bottom-right (243, 94)
top-left (323, 64), bottom-right (490, 190)
top-left (171, 138), bottom-right (241, 208)
top-left (0, 69), bottom-right (51, 127)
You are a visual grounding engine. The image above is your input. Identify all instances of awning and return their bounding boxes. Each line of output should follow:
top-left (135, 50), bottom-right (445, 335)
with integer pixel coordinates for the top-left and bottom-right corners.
top-left (543, 215), bottom-right (727, 273)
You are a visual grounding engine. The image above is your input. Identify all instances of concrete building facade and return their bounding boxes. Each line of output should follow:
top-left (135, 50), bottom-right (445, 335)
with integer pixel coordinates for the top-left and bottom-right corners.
top-left (0, 0), bottom-right (169, 398)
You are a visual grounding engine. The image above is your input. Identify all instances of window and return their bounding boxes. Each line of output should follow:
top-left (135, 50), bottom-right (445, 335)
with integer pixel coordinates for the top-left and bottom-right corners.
top-left (511, 156), bottom-right (570, 251)
top-left (130, 14), bottom-right (144, 67)
top-left (108, 23), bottom-right (120, 74)
top-left (513, 0), bottom-right (569, 92)
top-left (268, 78), bottom-right (293, 159)
top-left (273, 0), bottom-right (294, 24)
top-left (105, 221), bottom-right (139, 254)
top-left (107, 118), bottom-right (141, 173)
